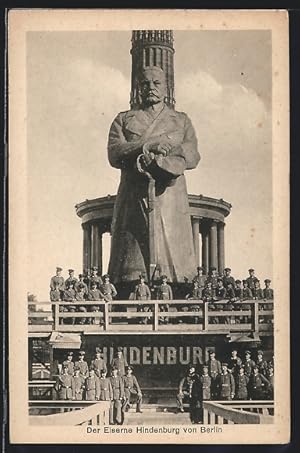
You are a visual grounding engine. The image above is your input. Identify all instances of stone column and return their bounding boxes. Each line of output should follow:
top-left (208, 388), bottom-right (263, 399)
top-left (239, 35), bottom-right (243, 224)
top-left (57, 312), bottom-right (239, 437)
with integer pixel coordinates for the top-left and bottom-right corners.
top-left (192, 217), bottom-right (200, 266)
top-left (91, 224), bottom-right (99, 269)
top-left (217, 222), bottom-right (225, 274)
top-left (209, 221), bottom-right (218, 270)
top-left (98, 228), bottom-right (103, 276)
top-left (201, 222), bottom-right (209, 274)
top-left (82, 223), bottom-right (91, 272)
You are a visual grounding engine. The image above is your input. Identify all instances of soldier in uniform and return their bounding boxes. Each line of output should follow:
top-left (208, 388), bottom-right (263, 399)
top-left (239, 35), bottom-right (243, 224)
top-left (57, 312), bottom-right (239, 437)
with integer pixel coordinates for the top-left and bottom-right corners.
top-left (206, 267), bottom-right (218, 296)
top-left (206, 350), bottom-right (221, 399)
top-left (246, 268), bottom-right (259, 292)
top-left (189, 373), bottom-right (203, 424)
top-left (266, 365), bottom-right (274, 400)
top-left (74, 350), bottom-right (89, 378)
top-left (263, 279), bottom-right (274, 300)
top-left (241, 280), bottom-right (253, 299)
top-left (90, 347), bottom-right (107, 377)
top-left (100, 274), bottom-right (118, 302)
top-left (217, 363), bottom-right (235, 401)
top-left (88, 266), bottom-right (103, 290)
top-left (98, 369), bottom-right (113, 402)
top-left (249, 366), bottom-right (270, 400)
top-left (228, 349), bottom-right (242, 380)
top-left (192, 266), bottom-right (207, 298)
top-left (134, 274), bottom-right (152, 324)
top-left (74, 283), bottom-right (88, 324)
top-left (122, 366), bottom-right (143, 413)
top-left (57, 365), bottom-right (73, 400)
top-left (75, 274), bottom-right (88, 295)
top-left (65, 269), bottom-right (78, 288)
top-left (243, 350), bottom-right (256, 377)
top-left (109, 367), bottom-right (125, 425)
top-left (50, 266), bottom-right (65, 301)
top-left (176, 365), bottom-right (198, 413)
top-left (86, 281), bottom-right (105, 325)
top-left (256, 350), bottom-right (268, 376)
top-left (62, 352), bottom-right (75, 376)
top-left (199, 365), bottom-right (211, 401)
top-left (252, 280), bottom-right (263, 300)
top-left (234, 280), bottom-right (243, 299)
top-left (62, 281), bottom-right (77, 325)
top-left (72, 367), bottom-right (86, 401)
top-left (235, 367), bottom-right (249, 400)
top-left (110, 347), bottom-right (128, 377)
top-left (222, 268), bottom-right (236, 290)
top-left (85, 369), bottom-right (100, 401)
top-left (156, 275), bottom-right (173, 323)
top-left (185, 280), bottom-right (202, 324)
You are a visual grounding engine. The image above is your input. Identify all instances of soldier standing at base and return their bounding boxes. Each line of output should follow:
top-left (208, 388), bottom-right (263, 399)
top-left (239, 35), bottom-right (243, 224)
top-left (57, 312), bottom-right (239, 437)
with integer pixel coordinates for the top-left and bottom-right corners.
top-left (206, 350), bottom-right (221, 399)
top-left (134, 274), bottom-right (152, 324)
top-left (228, 349), bottom-right (242, 380)
top-left (256, 350), bottom-right (268, 376)
top-left (190, 373), bottom-right (203, 424)
top-left (90, 347), bottom-right (107, 377)
top-left (57, 365), bottom-right (73, 400)
top-left (266, 365), bottom-right (274, 400)
top-left (249, 366), bottom-right (270, 400)
top-left (176, 365), bottom-right (198, 413)
top-left (109, 367), bottom-right (125, 425)
top-left (192, 266), bottom-right (207, 298)
top-left (85, 369), bottom-right (100, 401)
top-left (235, 367), bottom-right (249, 400)
top-left (72, 367), bottom-right (85, 401)
top-left (246, 268), bottom-right (259, 292)
top-left (50, 267), bottom-right (65, 301)
top-left (74, 351), bottom-right (89, 379)
top-left (98, 369), bottom-right (113, 403)
top-left (200, 365), bottom-right (212, 401)
top-left (62, 352), bottom-right (75, 376)
top-left (218, 363), bottom-right (235, 401)
top-left (156, 275), bottom-right (173, 324)
top-left (122, 366), bottom-right (143, 413)
top-left (243, 350), bottom-right (256, 377)
top-left (110, 347), bottom-right (128, 377)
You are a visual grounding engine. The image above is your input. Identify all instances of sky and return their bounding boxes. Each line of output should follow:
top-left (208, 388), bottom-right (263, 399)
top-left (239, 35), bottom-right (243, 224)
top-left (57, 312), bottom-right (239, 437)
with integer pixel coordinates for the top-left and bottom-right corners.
top-left (27, 30), bottom-right (272, 300)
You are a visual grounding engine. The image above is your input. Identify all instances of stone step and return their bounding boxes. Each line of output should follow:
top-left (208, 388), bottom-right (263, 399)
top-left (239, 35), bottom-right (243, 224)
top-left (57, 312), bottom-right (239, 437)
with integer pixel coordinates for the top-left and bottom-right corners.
top-left (124, 411), bottom-right (191, 425)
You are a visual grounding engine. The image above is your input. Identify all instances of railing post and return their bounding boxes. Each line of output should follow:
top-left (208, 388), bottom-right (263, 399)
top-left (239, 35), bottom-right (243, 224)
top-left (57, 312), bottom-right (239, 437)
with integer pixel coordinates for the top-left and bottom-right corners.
top-left (203, 302), bottom-right (208, 331)
top-left (253, 301), bottom-right (259, 333)
top-left (203, 407), bottom-right (208, 424)
top-left (154, 302), bottom-right (159, 331)
top-left (104, 302), bottom-right (109, 331)
top-left (54, 303), bottom-right (59, 331)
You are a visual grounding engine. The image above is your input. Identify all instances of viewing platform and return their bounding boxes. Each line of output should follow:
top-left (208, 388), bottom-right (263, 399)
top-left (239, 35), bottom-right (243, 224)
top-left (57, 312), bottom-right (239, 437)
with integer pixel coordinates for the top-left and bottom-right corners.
top-left (28, 299), bottom-right (273, 337)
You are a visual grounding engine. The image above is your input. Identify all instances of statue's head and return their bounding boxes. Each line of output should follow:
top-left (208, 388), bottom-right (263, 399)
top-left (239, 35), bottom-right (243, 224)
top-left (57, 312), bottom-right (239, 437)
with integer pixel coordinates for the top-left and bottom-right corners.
top-left (139, 66), bottom-right (167, 106)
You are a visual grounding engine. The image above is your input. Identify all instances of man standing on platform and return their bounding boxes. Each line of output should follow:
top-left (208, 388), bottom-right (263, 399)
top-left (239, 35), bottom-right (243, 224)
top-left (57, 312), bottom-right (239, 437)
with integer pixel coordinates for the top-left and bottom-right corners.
top-left (222, 268), bottom-right (236, 290)
top-left (50, 267), bottom-right (65, 301)
top-left (218, 363), bottom-right (235, 401)
top-left (107, 66), bottom-right (200, 288)
top-left (98, 369), bottom-right (113, 403)
top-left (62, 352), bottom-right (75, 376)
top-left (74, 350), bottom-right (89, 379)
top-left (75, 274), bottom-right (88, 296)
top-left (134, 273), bottom-right (152, 325)
top-left (206, 350), bottom-right (221, 400)
top-left (57, 365), bottom-right (73, 400)
top-left (256, 350), bottom-right (268, 376)
top-left (122, 366), bottom-right (143, 413)
top-left (206, 267), bottom-right (219, 296)
top-left (88, 266), bottom-right (103, 289)
top-left (243, 350), bottom-right (256, 377)
top-left (85, 369), bottom-right (100, 401)
top-left (65, 269), bottom-right (78, 288)
top-left (249, 366), bottom-right (270, 400)
top-left (235, 367), bottom-right (249, 400)
top-left (263, 279), bottom-right (274, 300)
top-left (110, 347), bottom-right (128, 377)
top-left (156, 275), bottom-right (173, 323)
top-left (109, 367), bottom-right (125, 425)
top-left (199, 365), bottom-right (212, 401)
top-left (91, 347), bottom-right (107, 377)
top-left (228, 349), bottom-right (242, 380)
top-left (192, 267), bottom-right (207, 297)
top-left (72, 367), bottom-right (86, 401)
top-left (100, 274), bottom-right (118, 301)
top-left (246, 268), bottom-right (259, 292)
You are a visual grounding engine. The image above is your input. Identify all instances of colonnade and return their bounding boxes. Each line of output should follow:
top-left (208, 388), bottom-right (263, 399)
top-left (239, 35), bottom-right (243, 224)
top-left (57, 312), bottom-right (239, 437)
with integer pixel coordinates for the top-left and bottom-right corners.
top-left (82, 217), bottom-right (225, 276)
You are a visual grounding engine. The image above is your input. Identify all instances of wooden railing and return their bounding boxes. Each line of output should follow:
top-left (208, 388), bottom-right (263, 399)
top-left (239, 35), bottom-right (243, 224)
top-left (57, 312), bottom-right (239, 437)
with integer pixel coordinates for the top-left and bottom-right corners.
top-left (28, 299), bottom-right (273, 334)
top-left (203, 400), bottom-right (274, 424)
top-left (29, 400), bottom-right (110, 425)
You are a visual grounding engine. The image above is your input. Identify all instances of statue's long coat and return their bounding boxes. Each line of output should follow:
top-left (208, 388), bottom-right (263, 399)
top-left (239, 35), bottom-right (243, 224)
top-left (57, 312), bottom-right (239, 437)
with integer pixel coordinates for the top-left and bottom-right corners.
top-left (107, 105), bottom-right (200, 284)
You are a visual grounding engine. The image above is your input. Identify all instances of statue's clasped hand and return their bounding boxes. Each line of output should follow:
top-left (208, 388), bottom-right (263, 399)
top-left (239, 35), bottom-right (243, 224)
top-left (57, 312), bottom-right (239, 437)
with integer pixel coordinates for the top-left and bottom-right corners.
top-left (145, 141), bottom-right (172, 157)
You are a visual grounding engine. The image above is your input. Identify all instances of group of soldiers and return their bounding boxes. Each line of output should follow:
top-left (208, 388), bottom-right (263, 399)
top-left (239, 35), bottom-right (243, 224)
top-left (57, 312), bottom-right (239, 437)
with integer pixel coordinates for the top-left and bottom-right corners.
top-left (177, 348), bottom-right (274, 424)
top-left (49, 266), bottom-right (274, 325)
top-left (55, 347), bottom-right (142, 425)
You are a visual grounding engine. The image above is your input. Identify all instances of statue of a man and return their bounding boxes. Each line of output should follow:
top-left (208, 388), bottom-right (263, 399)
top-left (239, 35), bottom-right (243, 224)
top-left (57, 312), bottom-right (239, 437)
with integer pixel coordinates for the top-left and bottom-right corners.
top-left (107, 66), bottom-right (200, 285)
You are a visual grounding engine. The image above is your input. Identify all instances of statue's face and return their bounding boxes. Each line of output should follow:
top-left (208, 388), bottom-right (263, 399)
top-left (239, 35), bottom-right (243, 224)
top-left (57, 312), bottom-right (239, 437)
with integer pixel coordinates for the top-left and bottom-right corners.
top-left (140, 68), bottom-right (166, 105)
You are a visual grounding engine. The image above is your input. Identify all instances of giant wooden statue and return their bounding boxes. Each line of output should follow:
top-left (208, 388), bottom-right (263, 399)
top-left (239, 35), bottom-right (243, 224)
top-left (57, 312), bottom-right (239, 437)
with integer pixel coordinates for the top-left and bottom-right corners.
top-left (107, 63), bottom-right (200, 285)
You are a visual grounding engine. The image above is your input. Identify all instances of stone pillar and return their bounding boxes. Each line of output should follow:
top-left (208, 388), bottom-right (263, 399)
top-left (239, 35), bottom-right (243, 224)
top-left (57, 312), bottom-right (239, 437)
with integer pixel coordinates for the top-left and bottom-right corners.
top-left (217, 222), bottom-right (225, 274)
top-left (201, 222), bottom-right (209, 274)
top-left (209, 221), bottom-right (218, 270)
top-left (91, 224), bottom-right (99, 269)
top-left (98, 228), bottom-right (103, 276)
top-left (192, 217), bottom-right (200, 266)
top-left (82, 223), bottom-right (91, 272)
